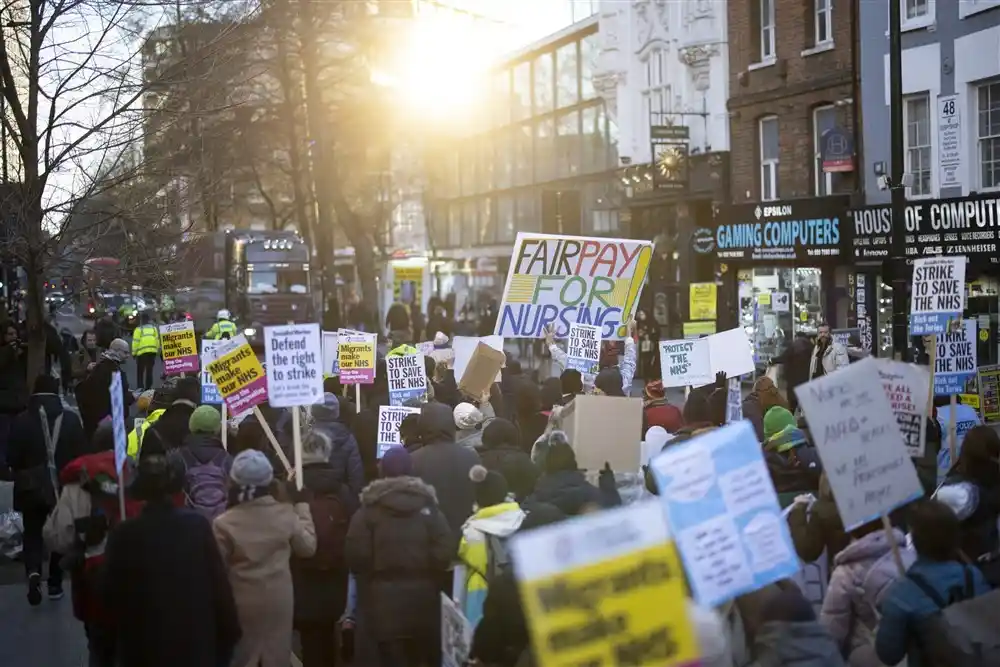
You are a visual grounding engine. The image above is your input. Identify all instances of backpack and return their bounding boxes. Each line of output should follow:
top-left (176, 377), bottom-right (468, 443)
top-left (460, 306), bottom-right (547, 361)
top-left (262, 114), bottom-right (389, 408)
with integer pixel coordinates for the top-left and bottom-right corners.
top-left (16, 406), bottom-right (64, 508)
top-left (908, 566), bottom-right (1000, 667)
top-left (179, 449), bottom-right (229, 520)
top-left (298, 490), bottom-right (350, 571)
top-left (484, 532), bottom-right (512, 583)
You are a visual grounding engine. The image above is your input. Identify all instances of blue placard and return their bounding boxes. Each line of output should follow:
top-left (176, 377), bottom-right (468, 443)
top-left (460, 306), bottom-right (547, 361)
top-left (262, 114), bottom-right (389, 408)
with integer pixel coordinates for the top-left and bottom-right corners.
top-left (933, 320), bottom-right (977, 396)
top-left (649, 420), bottom-right (799, 607)
top-left (110, 372), bottom-right (127, 473)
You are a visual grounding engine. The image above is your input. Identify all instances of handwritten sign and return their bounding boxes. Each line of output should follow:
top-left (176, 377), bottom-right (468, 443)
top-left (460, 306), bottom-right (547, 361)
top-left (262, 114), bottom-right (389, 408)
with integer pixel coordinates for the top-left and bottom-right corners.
top-left (387, 354), bottom-right (428, 406)
top-left (936, 403), bottom-right (981, 483)
top-left (658, 338), bottom-right (712, 388)
top-left (934, 319), bottom-right (977, 395)
top-left (649, 420), bottom-right (799, 607)
top-left (510, 500), bottom-right (699, 667)
top-left (200, 339), bottom-right (225, 404)
top-left (495, 232), bottom-right (653, 340)
top-left (565, 323), bottom-right (601, 374)
top-left (159, 321), bottom-right (198, 375)
top-left (205, 335), bottom-right (268, 414)
top-left (322, 330), bottom-right (339, 376)
top-left (264, 324), bottom-right (323, 408)
top-left (338, 331), bottom-right (377, 385)
top-left (689, 283), bottom-right (717, 321)
top-left (377, 405), bottom-right (420, 458)
top-left (874, 360), bottom-right (930, 458)
top-left (909, 256), bottom-right (966, 335)
top-left (795, 357), bottom-right (923, 530)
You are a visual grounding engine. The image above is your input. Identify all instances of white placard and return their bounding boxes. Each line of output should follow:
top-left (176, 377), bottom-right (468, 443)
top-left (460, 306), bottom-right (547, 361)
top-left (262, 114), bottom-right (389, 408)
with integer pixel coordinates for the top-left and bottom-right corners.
top-left (453, 335), bottom-right (504, 383)
top-left (322, 330), bottom-right (339, 376)
top-left (110, 371), bottom-right (126, 474)
top-left (726, 377), bottom-right (743, 423)
top-left (264, 324), bottom-right (324, 408)
top-left (795, 357), bottom-right (924, 530)
top-left (200, 339), bottom-right (226, 404)
top-left (441, 593), bottom-right (472, 667)
top-left (909, 256), bottom-right (966, 336)
top-left (565, 322), bottom-right (601, 374)
top-left (938, 94), bottom-right (961, 189)
top-left (659, 338), bottom-right (712, 388)
top-left (771, 292), bottom-right (790, 312)
top-left (874, 359), bottom-right (930, 458)
top-left (933, 319), bottom-right (977, 395)
top-left (708, 327), bottom-right (756, 378)
top-left (386, 354), bottom-right (428, 406)
top-left (377, 405), bottom-right (421, 458)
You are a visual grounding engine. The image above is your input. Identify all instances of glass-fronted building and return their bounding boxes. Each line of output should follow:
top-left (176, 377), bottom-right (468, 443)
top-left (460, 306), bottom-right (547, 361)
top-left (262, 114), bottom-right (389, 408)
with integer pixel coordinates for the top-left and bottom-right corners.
top-left (426, 16), bottom-right (621, 304)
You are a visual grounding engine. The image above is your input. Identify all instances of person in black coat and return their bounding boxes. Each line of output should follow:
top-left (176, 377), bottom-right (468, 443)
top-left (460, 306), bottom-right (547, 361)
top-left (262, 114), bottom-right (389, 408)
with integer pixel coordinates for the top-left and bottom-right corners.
top-left (526, 435), bottom-right (620, 516)
top-left (478, 418), bottom-right (539, 501)
top-left (76, 339), bottom-right (133, 440)
top-left (769, 332), bottom-right (814, 413)
top-left (143, 376), bottom-right (200, 452)
top-left (512, 380), bottom-right (548, 453)
top-left (102, 436), bottom-right (241, 667)
top-left (350, 361), bottom-right (390, 484)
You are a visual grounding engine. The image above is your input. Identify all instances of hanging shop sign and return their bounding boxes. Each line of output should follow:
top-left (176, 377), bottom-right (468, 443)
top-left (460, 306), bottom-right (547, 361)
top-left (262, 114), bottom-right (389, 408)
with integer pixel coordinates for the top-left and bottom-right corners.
top-left (715, 196), bottom-right (850, 262)
top-left (820, 127), bottom-right (855, 173)
top-left (849, 193), bottom-right (1000, 263)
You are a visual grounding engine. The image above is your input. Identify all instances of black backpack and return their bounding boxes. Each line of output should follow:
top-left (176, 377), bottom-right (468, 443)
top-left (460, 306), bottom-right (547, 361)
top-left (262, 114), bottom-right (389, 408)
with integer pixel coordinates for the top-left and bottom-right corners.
top-left (297, 490), bottom-right (350, 571)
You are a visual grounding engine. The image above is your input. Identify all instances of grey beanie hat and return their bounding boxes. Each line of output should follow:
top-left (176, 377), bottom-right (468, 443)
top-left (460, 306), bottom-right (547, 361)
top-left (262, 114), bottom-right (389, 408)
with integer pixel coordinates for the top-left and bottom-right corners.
top-left (230, 449), bottom-right (274, 488)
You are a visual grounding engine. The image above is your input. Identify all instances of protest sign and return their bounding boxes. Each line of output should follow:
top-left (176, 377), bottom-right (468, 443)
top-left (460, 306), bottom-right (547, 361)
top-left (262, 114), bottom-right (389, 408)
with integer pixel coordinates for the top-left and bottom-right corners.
top-left (264, 324), bottom-right (323, 408)
top-left (322, 331), bottom-right (339, 376)
top-left (565, 323), bottom-right (601, 374)
top-left (110, 371), bottom-right (127, 474)
top-left (377, 405), bottom-right (420, 458)
top-left (978, 364), bottom-right (1000, 423)
top-left (338, 331), bottom-right (377, 384)
top-left (495, 232), bottom-right (653, 340)
top-left (510, 500), bottom-right (699, 667)
top-left (708, 327), bottom-right (755, 378)
top-left (441, 594), bottom-right (472, 667)
top-left (934, 319), bottom-right (977, 395)
top-left (726, 377), bottom-right (742, 423)
top-left (417, 340), bottom-right (436, 356)
top-left (205, 335), bottom-right (268, 414)
top-left (875, 359), bottom-right (930, 458)
top-left (200, 339), bottom-right (225, 404)
top-left (560, 395), bottom-right (643, 472)
top-left (936, 402), bottom-right (981, 483)
top-left (909, 256), bottom-right (966, 335)
top-left (649, 420), bottom-right (799, 607)
top-left (658, 338), bottom-right (712, 388)
top-left (453, 335), bottom-right (504, 383)
top-left (159, 321), bottom-right (199, 375)
top-left (831, 327), bottom-right (859, 349)
top-left (387, 354), bottom-right (428, 405)
top-left (795, 358), bottom-right (923, 530)
top-left (689, 283), bottom-right (717, 321)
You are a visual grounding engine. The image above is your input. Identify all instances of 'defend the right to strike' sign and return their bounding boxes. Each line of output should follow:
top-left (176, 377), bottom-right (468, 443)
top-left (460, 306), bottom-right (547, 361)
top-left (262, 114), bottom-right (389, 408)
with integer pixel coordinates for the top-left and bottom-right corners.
top-left (909, 256), bottom-right (966, 336)
top-left (495, 233), bottom-right (653, 341)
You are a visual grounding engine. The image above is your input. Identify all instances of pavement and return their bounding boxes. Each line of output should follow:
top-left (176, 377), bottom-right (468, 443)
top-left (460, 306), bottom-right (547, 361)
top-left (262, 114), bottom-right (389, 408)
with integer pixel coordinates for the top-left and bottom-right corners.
top-left (0, 581), bottom-right (88, 666)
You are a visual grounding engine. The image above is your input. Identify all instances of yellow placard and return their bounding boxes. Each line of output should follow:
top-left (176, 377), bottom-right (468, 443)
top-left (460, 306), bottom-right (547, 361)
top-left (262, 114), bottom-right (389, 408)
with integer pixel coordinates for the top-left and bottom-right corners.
top-left (205, 339), bottom-right (267, 411)
top-left (689, 283), bottom-right (717, 321)
top-left (160, 325), bottom-right (196, 361)
top-left (338, 333), bottom-right (377, 383)
top-left (518, 541), bottom-right (699, 667)
top-left (393, 265), bottom-right (423, 307)
top-left (683, 321), bottom-right (716, 339)
top-left (757, 292), bottom-right (771, 306)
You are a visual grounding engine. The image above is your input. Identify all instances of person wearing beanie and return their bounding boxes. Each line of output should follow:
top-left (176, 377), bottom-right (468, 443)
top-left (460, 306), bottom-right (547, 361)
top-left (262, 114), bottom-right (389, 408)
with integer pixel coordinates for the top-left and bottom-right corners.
top-left (345, 443), bottom-right (456, 666)
top-left (309, 392), bottom-right (364, 497)
top-left (213, 449), bottom-right (316, 667)
top-left (748, 584), bottom-right (845, 667)
top-left (75, 335), bottom-right (133, 440)
top-left (525, 435), bottom-right (621, 516)
top-left (642, 380), bottom-right (683, 433)
top-left (454, 402), bottom-right (487, 449)
top-left (173, 405), bottom-right (233, 521)
top-left (543, 318), bottom-right (638, 396)
top-left (398, 413), bottom-right (423, 452)
top-left (559, 369), bottom-right (583, 404)
top-left (763, 406), bottom-right (797, 441)
top-left (143, 376), bottom-right (201, 452)
top-left (479, 418), bottom-right (539, 502)
top-left (457, 464), bottom-right (524, 627)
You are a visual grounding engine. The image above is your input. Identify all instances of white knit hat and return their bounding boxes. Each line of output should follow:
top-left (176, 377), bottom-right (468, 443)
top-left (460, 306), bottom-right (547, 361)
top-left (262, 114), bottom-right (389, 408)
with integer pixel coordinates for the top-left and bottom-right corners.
top-left (453, 402), bottom-right (484, 430)
top-left (230, 450), bottom-right (274, 487)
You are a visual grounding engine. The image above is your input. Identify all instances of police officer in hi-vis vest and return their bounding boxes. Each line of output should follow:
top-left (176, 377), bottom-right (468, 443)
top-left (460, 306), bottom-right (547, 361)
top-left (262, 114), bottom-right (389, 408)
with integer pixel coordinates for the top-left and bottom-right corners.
top-left (131, 313), bottom-right (160, 390)
top-left (206, 309), bottom-right (237, 340)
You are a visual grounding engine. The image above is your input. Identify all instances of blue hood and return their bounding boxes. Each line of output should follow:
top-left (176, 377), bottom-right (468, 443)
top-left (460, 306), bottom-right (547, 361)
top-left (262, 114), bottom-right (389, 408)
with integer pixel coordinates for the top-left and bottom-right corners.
top-left (310, 392), bottom-right (340, 422)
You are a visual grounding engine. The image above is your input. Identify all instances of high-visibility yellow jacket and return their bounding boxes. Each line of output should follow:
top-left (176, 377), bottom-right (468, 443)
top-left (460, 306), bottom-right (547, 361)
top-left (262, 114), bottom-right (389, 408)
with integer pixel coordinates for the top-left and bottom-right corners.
top-left (206, 319), bottom-right (238, 340)
top-left (131, 324), bottom-right (159, 357)
top-left (387, 344), bottom-right (418, 357)
top-left (127, 408), bottom-right (165, 458)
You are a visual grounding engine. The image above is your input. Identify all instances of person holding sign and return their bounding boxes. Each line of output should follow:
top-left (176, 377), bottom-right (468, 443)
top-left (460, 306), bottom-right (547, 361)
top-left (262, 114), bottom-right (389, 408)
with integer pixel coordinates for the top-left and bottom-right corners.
top-left (544, 318), bottom-right (638, 396)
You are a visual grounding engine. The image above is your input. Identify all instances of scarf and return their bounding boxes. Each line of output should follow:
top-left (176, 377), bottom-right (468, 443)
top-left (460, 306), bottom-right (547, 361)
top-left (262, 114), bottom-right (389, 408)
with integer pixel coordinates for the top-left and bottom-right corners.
top-left (102, 348), bottom-right (126, 364)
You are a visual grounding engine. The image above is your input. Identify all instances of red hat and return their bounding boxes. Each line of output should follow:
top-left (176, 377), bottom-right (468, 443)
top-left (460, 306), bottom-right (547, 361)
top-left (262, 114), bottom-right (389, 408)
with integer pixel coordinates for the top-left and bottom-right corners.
top-left (644, 380), bottom-right (665, 400)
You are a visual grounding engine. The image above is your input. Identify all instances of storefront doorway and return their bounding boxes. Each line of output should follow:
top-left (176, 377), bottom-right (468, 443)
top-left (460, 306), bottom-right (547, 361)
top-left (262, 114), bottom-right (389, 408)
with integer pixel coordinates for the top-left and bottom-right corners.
top-left (737, 267), bottom-right (824, 364)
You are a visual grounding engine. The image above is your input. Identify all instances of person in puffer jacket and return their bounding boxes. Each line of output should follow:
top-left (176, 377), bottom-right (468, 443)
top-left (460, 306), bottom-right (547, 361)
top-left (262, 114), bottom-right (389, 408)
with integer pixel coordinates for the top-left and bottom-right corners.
top-left (525, 433), bottom-right (620, 516)
top-left (820, 521), bottom-right (914, 666)
top-left (309, 392), bottom-right (364, 497)
top-left (750, 585), bottom-right (846, 667)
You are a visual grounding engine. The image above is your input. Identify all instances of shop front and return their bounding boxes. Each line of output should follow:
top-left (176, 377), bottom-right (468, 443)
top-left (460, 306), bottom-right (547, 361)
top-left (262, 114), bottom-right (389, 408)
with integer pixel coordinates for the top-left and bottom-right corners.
top-left (697, 195), bottom-right (856, 364)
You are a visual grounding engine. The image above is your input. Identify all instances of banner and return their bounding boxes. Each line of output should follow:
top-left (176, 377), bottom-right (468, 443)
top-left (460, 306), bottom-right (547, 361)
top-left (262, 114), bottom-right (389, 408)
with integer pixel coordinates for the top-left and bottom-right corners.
top-left (377, 405), bottom-right (420, 458)
top-left (205, 335), bottom-right (268, 414)
top-left (200, 339), bottom-right (225, 404)
top-left (322, 331), bottom-right (339, 377)
top-left (909, 256), bottom-right (966, 335)
top-left (934, 319), bottom-right (977, 395)
top-left (658, 338), bottom-right (712, 388)
top-left (159, 321), bottom-right (199, 375)
top-left (495, 233), bottom-right (653, 340)
top-left (387, 354), bottom-right (428, 406)
top-left (688, 283), bottom-right (717, 321)
top-left (510, 500), bottom-right (699, 667)
top-left (565, 323), bottom-right (601, 374)
top-left (875, 359), bottom-right (930, 458)
top-left (338, 331), bottom-right (377, 384)
top-left (264, 324), bottom-right (323, 408)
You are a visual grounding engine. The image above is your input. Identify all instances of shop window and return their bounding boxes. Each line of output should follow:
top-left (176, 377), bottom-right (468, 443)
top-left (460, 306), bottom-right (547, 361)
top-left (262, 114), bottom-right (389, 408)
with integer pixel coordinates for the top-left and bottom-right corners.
top-left (814, 0), bottom-right (832, 46)
top-left (759, 116), bottom-right (779, 201)
top-left (556, 41), bottom-right (579, 109)
top-left (739, 267), bottom-right (825, 365)
top-left (534, 52), bottom-right (554, 115)
top-left (813, 105), bottom-right (836, 196)
top-left (904, 94), bottom-right (931, 197)
top-left (978, 81), bottom-right (1000, 190)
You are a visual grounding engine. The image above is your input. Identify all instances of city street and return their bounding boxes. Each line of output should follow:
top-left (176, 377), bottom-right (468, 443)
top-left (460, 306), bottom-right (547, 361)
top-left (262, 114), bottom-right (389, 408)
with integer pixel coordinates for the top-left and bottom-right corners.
top-left (0, 581), bottom-right (87, 666)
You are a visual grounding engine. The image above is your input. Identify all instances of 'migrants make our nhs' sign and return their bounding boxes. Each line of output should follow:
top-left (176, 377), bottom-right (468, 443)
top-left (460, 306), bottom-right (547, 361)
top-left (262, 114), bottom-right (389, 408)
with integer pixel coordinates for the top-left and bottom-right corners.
top-left (715, 196), bottom-right (851, 262)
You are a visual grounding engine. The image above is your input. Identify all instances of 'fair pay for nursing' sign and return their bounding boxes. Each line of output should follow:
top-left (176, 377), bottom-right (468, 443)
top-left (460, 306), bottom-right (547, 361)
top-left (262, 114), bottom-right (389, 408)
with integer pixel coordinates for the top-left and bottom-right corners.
top-left (495, 233), bottom-right (653, 340)
top-left (264, 324), bottom-right (323, 408)
top-left (387, 354), bottom-right (427, 406)
top-left (565, 323), bottom-right (601, 374)
top-left (159, 321), bottom-right (198, 375)
top-left (909, 256), bottom-right (966, 335)
top-left (205, 335), bottom-right (268, 414)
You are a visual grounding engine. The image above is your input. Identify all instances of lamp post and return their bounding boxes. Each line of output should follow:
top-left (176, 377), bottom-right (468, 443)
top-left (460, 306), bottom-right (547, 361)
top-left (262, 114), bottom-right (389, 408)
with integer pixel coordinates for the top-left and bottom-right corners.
top-left (888, 0), bottom-right (908, 360)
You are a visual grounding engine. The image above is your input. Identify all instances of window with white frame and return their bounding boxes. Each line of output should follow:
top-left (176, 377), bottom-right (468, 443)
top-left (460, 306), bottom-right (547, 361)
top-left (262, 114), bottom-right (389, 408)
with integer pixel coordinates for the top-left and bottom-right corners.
top-left (815, 0), bottom-right (832, 45)
top-left (759, 116), bottom-right (779, 201)
top-left (904, 94), bottom-right (931, 197)
top-left (905, 0), bottom-right (929, 20)
top-left (760, 0), bottom-right (776, 61)
top-left (978, 81), bottom-right (1000, 189)
top-left (642, 47), bottom-right (671, 129)
top-left (813, 105), bottom-right (837, 196)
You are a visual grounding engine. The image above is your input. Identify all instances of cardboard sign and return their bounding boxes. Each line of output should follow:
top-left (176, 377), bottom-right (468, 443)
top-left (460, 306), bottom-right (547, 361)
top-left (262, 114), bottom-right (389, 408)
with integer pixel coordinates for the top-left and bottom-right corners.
top-left (565, 323), bottom-right (601, 374)
top-left (338, 331), bottom-right (377, 384)
top-left (874, 360), bottom-right (930, 458)
top-left (205, 335), bottom-right (268, 414)
top-left (795, 357), bottom-right (923, 530)
top-left (689, 283), bottom-right (717, 321)
top-left (934, 319), bottom-right (977, 395)
top-left (322, 331), bottom-right (339, 376)
top-left (441, 593), bottom-right (472, 667)
top-left (909, 256), bottom-right (966, 335)
top-left (387, 353), bottom-right (428, 406)
top-left (458, 342), bottom-right (506, 399)
top-left (264, 324), bottom-right (323, 408)
top-left (453, 335), bottom-right (505, 383)
top-left (559, 395), bottom-right (643, 472)
top-left (377, 405), bottom-right (420, 458)
top-left (495, 232), bottom-right (653, 340)
top-left (200, 339), bottom-right (225, 404)
top-left (649, 420), bottom-right (799, 607)
top-left (510, 500), bottom-right (699, 667)
top-left (936, 403), bottom-right (981, 483)
top-left (110, 371), bottom-right (127, 474)
top-left (978, 364), bottom-right (1000, 423)
top-left (159, 321), bottom-right (199, 375)
top-left (658, 338), bottom-right (712, 388)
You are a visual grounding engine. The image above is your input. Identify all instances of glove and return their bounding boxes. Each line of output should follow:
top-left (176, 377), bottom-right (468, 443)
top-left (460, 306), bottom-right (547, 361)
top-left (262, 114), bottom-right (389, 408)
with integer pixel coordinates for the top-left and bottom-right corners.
top-left (598, 461), bottom-right (616, 494)
top-left (714, 371), bottom-right (727, 389)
